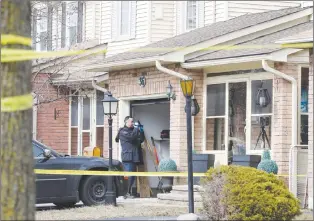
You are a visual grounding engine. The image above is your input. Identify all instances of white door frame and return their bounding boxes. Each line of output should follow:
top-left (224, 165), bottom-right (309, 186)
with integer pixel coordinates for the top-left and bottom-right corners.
top-left (203, 72), bottom-right (274, 163)
top-left (77, 90), bottom-right (96, 155)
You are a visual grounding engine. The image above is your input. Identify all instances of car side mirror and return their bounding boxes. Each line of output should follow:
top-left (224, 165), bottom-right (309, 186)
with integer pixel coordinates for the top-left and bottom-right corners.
top-left (43, 149), bottom-right (52, 158)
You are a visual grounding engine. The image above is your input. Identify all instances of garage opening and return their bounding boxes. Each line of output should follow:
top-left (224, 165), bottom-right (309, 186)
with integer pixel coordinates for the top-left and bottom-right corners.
top-left (130, 98), bottom-right (170, 197)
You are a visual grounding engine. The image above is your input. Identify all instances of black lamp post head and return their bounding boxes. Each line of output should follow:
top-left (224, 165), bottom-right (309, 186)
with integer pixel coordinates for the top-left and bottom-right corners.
top-left (102, 92), bottom-right (119, 117)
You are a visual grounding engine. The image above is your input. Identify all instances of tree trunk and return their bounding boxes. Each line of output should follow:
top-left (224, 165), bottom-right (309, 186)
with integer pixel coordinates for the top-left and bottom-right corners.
top-left (0, 1), bottom-right (35, 220)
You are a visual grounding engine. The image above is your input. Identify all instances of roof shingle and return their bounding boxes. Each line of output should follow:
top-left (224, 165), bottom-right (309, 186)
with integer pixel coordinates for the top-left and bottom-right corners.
top-left (186, 21), bottom-right (313, 62)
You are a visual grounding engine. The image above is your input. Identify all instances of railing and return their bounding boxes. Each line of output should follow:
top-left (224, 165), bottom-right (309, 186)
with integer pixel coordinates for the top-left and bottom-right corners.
top-left (289, 144), bottom-right (308, 208)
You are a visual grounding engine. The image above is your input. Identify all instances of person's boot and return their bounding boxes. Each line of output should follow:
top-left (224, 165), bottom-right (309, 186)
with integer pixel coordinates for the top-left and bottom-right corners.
top-left (123, 181), bottom-right (135, 199)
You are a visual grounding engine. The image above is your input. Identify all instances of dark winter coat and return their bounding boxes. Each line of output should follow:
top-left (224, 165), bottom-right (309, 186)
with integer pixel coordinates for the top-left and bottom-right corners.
top-left (115, 126), bottom-right (144, 164)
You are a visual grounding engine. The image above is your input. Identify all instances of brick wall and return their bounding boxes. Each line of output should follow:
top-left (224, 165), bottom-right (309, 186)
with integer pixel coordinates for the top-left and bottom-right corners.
top-left (107, 65), bottom-right (204, 176)
top-left (273, 63), bottom-right (299, 176)
top-left (33, 73), bottom-right (69, 154)
top-left (308, 50), bottom-right (313, 209)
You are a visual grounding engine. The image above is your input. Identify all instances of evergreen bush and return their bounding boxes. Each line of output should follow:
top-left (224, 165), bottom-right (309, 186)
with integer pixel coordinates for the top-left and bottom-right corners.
top-left (201, 165), bottom-right (301, 221)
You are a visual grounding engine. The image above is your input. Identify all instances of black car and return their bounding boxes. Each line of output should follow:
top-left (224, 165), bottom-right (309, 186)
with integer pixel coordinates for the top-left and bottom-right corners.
top-left (33, 140), bottom-right (127, 207)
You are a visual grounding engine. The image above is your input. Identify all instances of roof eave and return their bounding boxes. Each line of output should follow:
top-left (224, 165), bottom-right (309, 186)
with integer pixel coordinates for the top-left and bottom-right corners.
top-left (181, 48), bottom-right (303, 69)
top-left (85, 56), bottom-right (180, 72)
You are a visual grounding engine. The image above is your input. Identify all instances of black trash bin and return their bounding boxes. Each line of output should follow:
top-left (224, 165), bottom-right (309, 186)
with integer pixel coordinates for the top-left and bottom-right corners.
top-left (192, 154), bottom-right (215, 185)
top-left (231, 155), bottom-right (261, 168)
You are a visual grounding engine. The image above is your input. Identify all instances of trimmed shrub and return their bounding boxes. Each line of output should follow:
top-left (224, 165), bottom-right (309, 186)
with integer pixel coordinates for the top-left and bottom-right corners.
top-left (257, 149), bottom-right (278, 174)
top-left (201, 165), bottom-right (301, 221)
top-left (158, 158), bottom-right (177, 172)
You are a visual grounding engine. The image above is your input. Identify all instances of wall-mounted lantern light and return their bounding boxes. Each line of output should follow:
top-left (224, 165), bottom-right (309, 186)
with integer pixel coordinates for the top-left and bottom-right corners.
top-left (256, 81), bottom-right (271, 108)
top-left (166, 81), bottom-right (176, 100)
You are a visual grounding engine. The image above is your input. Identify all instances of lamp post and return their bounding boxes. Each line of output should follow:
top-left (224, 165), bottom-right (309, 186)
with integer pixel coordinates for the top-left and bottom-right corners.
top-left (180, 79), bottom-right (195, 213)
top-left (102, 92), bottom-right (119, 206)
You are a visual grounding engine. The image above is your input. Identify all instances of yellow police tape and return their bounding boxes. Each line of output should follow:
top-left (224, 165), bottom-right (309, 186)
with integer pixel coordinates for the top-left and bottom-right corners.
top-left (1, 34), bottom-right (32, 46)
top-left (34, 169), bottom-right (306, 177)
top-left (1, 93), bottom-right (33, 112)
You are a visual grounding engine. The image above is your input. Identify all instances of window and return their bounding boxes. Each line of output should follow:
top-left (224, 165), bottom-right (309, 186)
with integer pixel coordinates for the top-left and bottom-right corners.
top-left (299, 67), bottom-right (309, 145)
top-left (83, 96), bottom-right (91, 130)
top-left (120, 1), bottom-right (131, 36)
top-left (186, 1), bottom-right (197, 30)
top-left (206, 84), bottom-right (226, 151)
top-left (96, 91), bottom-right (105, 126)
top-left (204, 75), bottom-right (274, 154)
top-left (36, 7), bottom-right (48, 51)
top-left (180, 1), bottom-right (204, 33)
top-left (250, 80), bottom-right (273, 150)
top-left (66, 2), bottom-right (78, 47)
top-left (112, 1), bottom-right (136, 41)
top-left (71, 92), bottom-right (78, 127)
top-left (33, 143), bottom-right (44, 158)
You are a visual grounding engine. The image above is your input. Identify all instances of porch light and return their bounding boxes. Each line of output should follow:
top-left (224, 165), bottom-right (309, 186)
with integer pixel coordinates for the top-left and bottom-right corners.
top-left (102, 92), bottom-right (119, 116)
top-left (166, 81), bottom-right (176, 100)
top-left (180, 79), bottom-right (195, 97)
top-left (256, 81), bottom-right (271, 108)
top-left (185, 98), bottom-right (200, 116)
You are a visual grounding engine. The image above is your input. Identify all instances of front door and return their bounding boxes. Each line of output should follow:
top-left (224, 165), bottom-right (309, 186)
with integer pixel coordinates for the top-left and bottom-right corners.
top-left (70, 90), bottom-right (105, 156)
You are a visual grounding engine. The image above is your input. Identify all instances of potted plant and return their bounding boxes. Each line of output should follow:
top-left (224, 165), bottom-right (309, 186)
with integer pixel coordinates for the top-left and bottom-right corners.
top-left (158, 158), bottom-right (177, 192)
top-left (192, 150), bottom-right (215, 185)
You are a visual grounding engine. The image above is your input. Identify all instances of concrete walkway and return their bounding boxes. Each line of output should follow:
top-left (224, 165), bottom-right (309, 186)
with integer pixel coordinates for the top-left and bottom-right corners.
top-left (102, 216), bottom-right (177, 220)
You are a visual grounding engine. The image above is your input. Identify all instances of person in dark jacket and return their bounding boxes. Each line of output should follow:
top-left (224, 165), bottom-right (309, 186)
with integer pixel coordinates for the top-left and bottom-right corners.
top-left (115, 116), bottom-right (144, 198)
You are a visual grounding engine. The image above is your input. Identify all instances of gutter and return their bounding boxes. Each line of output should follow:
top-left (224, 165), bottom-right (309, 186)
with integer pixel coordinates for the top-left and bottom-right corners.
top-left (155, 60), bottom-right (190, 80)
top-left (262, 60), bottom-right (297, 195)
top-left (92, 79), bottom-right (108, 94)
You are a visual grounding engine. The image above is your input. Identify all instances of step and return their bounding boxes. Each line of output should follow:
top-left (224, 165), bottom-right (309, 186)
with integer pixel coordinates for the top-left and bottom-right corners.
top-left (157, 192), bottom-right (203, 202)
top-left (157, 199), bottom-right (203, 208)
top-left (170, 189), bottom-right (205, 196)
top-left (171, 185), bottom-right (204, 192)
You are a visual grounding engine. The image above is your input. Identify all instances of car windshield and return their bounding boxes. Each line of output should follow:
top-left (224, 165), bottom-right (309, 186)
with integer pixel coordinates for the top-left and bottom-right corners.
top-left (32, 140), bottom-right (62, 157)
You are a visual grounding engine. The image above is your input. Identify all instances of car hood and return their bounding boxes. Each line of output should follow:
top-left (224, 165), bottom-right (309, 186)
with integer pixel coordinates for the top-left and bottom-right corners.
top-left (64, 155), bottom-right (122, 167)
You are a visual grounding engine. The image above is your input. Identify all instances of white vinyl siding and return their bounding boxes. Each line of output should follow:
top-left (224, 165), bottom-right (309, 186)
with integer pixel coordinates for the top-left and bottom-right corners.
top-left (228, 1), bottom-right (301, 19)
top-left (151, 1), bottom-right (175, 42)
top-left (84, 1), bottom-right (101, 41)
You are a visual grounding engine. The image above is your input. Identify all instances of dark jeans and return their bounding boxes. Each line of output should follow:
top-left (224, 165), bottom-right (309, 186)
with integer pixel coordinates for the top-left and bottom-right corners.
top-left (123, 162), bottom-right (136, 194)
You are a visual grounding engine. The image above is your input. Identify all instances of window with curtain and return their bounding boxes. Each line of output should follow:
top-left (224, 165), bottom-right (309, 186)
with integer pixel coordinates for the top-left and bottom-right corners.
top-left (186, 1), bottom-right (197, 30)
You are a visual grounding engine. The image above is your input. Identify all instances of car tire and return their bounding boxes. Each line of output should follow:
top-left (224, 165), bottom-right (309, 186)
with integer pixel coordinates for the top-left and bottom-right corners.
top-left (80, 176), bottom-right (113, 206)
top-left (53, 202), bottom-right (76, 208)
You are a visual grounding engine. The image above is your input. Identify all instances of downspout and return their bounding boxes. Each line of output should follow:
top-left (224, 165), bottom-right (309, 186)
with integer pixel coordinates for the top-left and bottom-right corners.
top-left (262, 60), bottom-right (298, 195)
top-left (155, 60), bottom-right (190, 80)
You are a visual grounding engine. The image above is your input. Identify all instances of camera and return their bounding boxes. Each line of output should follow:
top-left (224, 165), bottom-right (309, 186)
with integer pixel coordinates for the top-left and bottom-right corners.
top-left (259, 116), bottom-right (270, 127)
